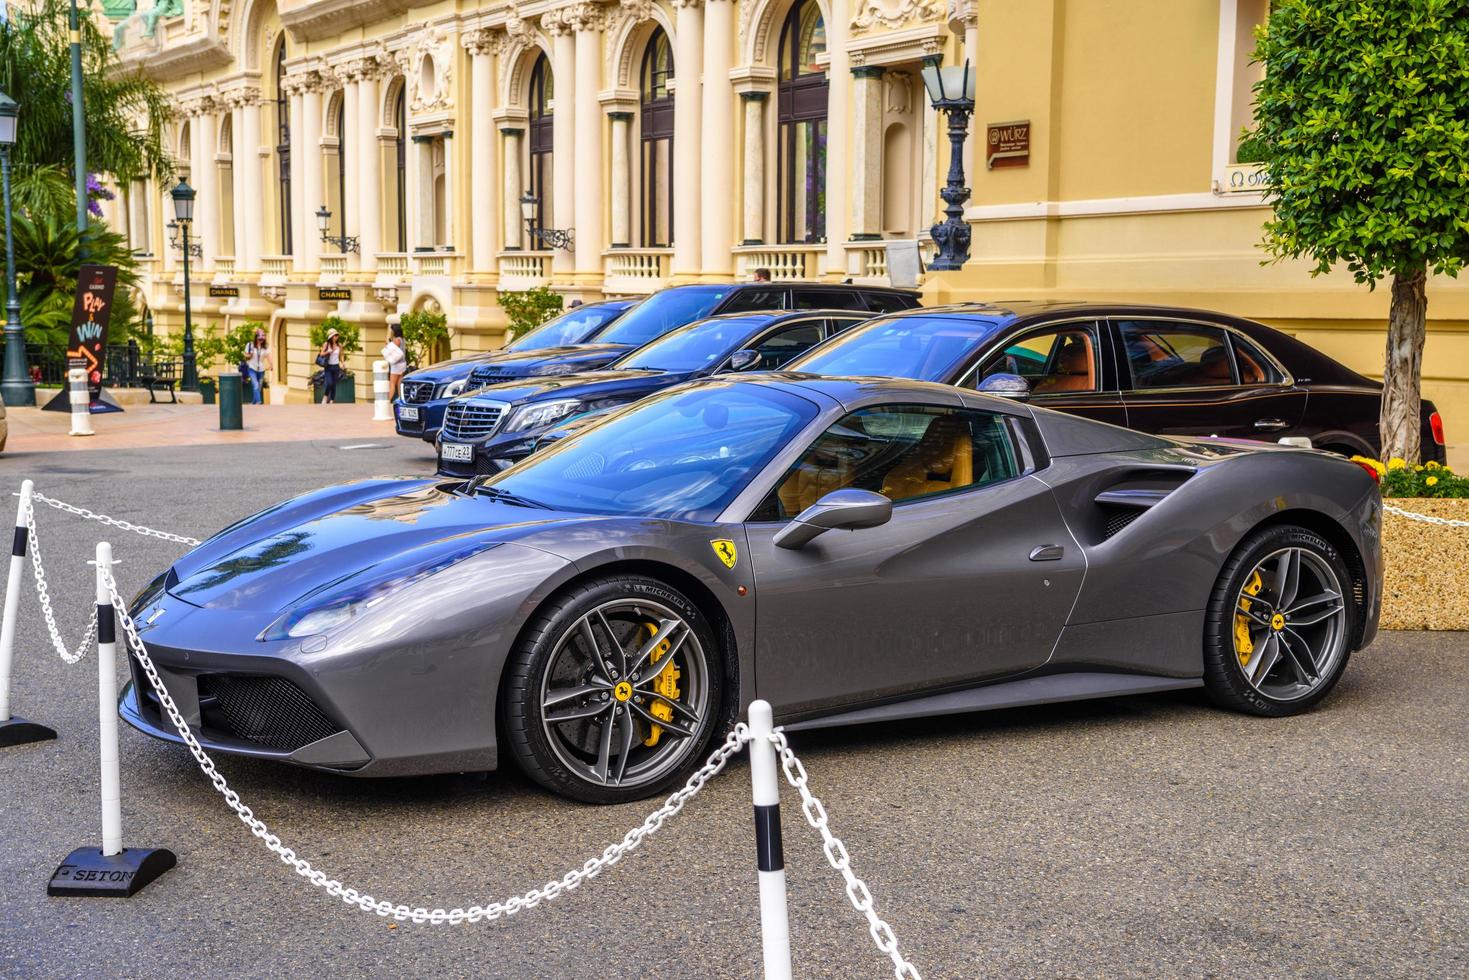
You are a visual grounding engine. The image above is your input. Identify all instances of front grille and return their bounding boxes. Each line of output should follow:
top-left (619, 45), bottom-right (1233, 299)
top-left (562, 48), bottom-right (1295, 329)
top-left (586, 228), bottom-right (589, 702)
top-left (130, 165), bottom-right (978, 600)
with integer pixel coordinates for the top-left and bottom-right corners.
top-left (197, 674), bottom-right (340, 752)
top-left (468, 367), bottom-right (515, 388)
top-left (401, 379), bottom-right (436, 404)
top-left (442, 402), bottom-right (505, 440)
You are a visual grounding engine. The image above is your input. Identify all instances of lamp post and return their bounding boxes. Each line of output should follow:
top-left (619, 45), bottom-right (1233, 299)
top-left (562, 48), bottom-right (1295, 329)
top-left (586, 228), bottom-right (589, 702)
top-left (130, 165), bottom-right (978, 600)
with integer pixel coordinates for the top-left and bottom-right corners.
top-left (920, 57), bottom-right (976, 272)
top-left (0, 91), bottom-right (34, 406)
top-left (314, 205), bottom-right (359, 253)
top-left (520, 191), bottom-right (574, 252)
top-left (170, 179), bottom-right (198, 392)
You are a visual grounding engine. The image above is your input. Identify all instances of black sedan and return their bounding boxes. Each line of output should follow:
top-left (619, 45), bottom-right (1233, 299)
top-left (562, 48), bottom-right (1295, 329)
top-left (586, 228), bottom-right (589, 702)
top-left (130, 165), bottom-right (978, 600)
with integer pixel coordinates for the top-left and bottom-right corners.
top-left (787, 301), bottom-right (1447, 463)
top-left (436, 310), bottom-right (868, 476)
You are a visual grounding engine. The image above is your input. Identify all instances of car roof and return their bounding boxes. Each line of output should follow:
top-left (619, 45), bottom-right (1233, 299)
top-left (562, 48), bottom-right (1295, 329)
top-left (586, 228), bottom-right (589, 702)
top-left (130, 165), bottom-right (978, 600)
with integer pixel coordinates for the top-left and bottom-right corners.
top-left (656, 281), bottom-right (918, 296)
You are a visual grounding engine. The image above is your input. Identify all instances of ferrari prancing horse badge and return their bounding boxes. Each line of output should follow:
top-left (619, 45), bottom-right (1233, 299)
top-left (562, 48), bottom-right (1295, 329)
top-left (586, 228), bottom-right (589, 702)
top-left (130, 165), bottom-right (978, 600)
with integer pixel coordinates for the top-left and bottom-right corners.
top-left (710, 539), bottom-right (738, 569)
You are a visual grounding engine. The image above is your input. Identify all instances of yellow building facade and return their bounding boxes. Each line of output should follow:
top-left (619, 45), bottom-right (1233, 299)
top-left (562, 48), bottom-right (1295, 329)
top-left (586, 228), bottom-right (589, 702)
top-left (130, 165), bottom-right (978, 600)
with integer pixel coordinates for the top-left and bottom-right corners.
top-left (104, 0), bottom-right (1468, 429)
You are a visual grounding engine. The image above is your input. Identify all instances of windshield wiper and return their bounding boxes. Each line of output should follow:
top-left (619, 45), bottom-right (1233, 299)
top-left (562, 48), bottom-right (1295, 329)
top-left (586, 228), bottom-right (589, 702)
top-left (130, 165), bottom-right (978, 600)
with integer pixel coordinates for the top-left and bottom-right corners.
top-left (466, 481), bottom-right (550, 509)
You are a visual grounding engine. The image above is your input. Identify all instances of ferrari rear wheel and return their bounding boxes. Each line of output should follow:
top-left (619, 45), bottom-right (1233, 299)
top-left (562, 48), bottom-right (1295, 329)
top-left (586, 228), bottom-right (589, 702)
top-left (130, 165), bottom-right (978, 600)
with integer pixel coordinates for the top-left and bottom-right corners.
top-left (503, 575), bottom-right (724, 804)
top-left (1203, 525), bottom-right (1356, 716)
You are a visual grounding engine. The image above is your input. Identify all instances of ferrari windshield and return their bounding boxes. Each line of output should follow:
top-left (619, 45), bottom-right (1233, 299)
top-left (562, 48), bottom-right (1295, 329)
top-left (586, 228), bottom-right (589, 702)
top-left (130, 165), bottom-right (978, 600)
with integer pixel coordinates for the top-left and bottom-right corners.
top-left (594, 286), bottom-right (735, 348)
top-left (789, 314), bottom-right (1005, 382)
top-left (615, 315), bottom-right (769, 373)
top-left (506, 303), bottom-right (626, 351)
top-left (482, 382), bottom-right (818, 520)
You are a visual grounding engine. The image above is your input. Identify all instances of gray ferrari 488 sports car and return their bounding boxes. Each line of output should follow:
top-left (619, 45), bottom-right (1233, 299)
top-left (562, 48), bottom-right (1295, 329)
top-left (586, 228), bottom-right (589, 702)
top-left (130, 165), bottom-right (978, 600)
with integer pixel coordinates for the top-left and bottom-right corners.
top-left (122, 375), bottom-right (1381, 803)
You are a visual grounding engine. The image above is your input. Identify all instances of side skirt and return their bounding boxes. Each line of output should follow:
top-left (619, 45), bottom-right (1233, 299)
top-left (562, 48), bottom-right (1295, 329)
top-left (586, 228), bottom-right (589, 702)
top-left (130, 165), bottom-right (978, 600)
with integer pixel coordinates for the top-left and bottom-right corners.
top-left (781, 672), bottom-right (1204, 732)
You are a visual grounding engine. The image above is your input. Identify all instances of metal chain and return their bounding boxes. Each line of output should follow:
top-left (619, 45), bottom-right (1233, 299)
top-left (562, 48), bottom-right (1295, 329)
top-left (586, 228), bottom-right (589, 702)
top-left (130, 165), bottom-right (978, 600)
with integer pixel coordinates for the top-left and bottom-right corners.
top-left (23, 502), bottom-right (98, 663)
top-left (1383, 503), bottom-right (1469, 528)
top-left (28, 492), bottom-right (202, 547)
top-left (770, 729), bottom-right (923, 980)
top-left (108, 563), bottom-right (749, 923)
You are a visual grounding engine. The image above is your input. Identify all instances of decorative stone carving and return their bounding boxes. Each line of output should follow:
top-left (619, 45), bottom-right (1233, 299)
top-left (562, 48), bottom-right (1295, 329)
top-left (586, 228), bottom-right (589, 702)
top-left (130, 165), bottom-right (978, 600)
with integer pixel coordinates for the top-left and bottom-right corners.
top-left (851, 0), bottom-right (942, 35)
top-left (885, 70), bottom-right (912, 114)
top-left (407, 27), bottom-right (457, 112)
top-left (461, 27), bottom-right (497, 56)
top-left (570, 2), bottom-right (607, 32)
top-left (258, 284), bottom-right (286, 303)
top-left (540, 7), bottom-right (574, 36)
top-left (373, 286), bottom-right (400, 308)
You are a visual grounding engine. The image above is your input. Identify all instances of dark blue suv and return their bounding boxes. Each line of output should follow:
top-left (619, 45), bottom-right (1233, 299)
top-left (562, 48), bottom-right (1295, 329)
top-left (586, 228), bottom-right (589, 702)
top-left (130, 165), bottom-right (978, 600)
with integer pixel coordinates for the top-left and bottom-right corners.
top-left (393, 299), bottom-right (634, 442)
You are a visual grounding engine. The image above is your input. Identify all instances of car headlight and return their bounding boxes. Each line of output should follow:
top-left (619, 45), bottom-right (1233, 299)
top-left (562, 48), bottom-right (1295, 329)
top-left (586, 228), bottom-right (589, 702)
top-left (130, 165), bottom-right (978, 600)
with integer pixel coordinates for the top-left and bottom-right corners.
top-left (439, 379), bottom-right (468, 398)
top-left (528, 363), bottom-right (578, 377)
top-left (503, 399), bottom-right (583, 433)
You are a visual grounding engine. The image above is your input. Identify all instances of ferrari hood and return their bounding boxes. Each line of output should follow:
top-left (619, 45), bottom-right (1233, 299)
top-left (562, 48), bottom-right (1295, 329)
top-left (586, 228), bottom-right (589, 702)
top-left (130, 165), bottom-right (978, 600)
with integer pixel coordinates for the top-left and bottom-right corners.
top-left (167, 480), bottom-right (590, 612)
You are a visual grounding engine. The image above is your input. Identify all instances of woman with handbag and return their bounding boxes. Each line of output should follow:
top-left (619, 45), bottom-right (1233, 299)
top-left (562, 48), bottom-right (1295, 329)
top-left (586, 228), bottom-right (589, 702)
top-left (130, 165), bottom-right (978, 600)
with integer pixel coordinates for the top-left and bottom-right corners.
top-left (243, 329), bottom-right (272, 405)
top-left (382, 323), bottom-right (408, 401)
top-left (317, 327), bottom-right (343, 404)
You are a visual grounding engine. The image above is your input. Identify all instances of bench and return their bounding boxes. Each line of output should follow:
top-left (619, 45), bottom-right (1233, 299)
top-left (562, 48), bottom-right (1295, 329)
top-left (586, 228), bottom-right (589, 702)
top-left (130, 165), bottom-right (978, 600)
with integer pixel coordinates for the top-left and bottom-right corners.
top-left (139, 358), bottom-right (179, 404)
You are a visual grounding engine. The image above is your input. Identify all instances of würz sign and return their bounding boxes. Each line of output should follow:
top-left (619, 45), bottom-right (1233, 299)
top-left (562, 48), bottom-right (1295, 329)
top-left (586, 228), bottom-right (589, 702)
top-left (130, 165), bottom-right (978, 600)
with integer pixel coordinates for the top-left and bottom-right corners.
top-left (986, 120), bottom-right (1030, 169)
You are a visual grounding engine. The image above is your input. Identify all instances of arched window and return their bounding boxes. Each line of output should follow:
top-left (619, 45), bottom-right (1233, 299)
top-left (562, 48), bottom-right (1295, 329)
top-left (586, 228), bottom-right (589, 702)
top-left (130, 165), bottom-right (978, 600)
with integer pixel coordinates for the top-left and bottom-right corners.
top-left (639, 28), bottom-right (674, 247)
top-left (274, 41), bottom-right (293, 255)
top-left (393, 83), bottom-right (407, 252)
top-left (777, 0), bottom-right (827, 244)
top-left (528, 54), bottom-right (553, 238)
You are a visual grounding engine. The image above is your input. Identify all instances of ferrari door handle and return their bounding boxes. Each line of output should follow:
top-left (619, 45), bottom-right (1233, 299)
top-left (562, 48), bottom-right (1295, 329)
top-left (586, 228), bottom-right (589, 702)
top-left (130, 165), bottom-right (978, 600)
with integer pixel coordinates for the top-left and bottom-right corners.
top-left (1029, 544), bottom-right (1065, 561)
top-left (1254, 419), bottom-right (1290, 431)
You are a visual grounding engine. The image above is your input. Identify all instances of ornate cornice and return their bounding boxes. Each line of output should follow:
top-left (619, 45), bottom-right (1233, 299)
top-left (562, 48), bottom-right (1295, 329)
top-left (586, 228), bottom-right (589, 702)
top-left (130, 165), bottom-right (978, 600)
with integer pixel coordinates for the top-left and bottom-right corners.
top-left (540, 8), bottom-right (574, 36)
top-left (461, 26), bottom-right (499, 56)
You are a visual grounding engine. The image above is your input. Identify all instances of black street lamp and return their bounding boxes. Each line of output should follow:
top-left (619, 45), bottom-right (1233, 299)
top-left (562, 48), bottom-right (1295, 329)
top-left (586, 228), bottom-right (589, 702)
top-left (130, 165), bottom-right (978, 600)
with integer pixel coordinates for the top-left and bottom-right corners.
top-left (314, 205), bottom-right (360, 253)
top-left (520, 191), bottom-right (574, 252)
top-left (170, 178), bottom-right (198, 392)
top-left (920, 57), bottom-right (977, 272)
top-left (0, 90), bottom-right (35, 406)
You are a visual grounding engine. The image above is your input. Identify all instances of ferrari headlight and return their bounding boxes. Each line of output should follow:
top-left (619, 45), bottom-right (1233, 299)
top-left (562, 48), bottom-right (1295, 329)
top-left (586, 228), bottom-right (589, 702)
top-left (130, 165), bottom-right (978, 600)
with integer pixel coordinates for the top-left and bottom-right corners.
top-left (503, 399), bottom-right (582, 433)
top-left (281, 597), bottom-right (385, 638)
top-left (439, 378), bottom-right (468, 398)
top-left (528, 363), bottom-right (578, 377)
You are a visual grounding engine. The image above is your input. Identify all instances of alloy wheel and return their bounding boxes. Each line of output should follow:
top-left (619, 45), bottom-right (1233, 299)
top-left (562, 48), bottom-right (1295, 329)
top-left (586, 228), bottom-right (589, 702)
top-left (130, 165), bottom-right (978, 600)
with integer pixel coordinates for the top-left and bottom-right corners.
top-left (1232, 546), bottom-right (1349, 702)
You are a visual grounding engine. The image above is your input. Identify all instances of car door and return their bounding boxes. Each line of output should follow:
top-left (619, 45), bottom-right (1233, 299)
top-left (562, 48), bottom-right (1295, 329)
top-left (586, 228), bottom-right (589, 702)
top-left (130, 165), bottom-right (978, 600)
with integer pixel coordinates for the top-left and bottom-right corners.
top-left (962, 319), bottom-right (1128, 427)
top-left (1112, 318), bottom-right (1306, 440)
top-left (743, 400), bottom-right (1085, 718)
top-left (741, 315), bottom-right (864, 370)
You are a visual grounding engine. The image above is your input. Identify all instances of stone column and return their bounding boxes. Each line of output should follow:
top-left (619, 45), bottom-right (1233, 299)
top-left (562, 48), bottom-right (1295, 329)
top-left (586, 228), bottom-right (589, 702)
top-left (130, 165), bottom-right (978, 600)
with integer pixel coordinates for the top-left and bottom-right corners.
top-left (441, 132), bottom-right (456, 250)
top-left (241, 98), bottom-right (264, 270)
top-left (823, 0), bottom-right (851, 275)
top-left (608, 112), bottom-right (632, 247)
top-left (413, 135), bottom-right (435, 248)
top-left (671, 0), bottom-right (703, 276)
top-left (546, 11), bottom-right (577, 274)
top-left (341, 81), bottom-right (360, 254)
top-left (355, 65), bottom-right (383, 270)
top-left (230, 102), bottom-right (247, 262)
top-left (700, 0), bottom-right (735, 276)
top-left (572, 5), bottom-right (604, 279)
top-left (849, 66), bottom-right (885, 241)
top-left (288, 86), bottom-right (306, 259)
top-left (501, 128), bottom-right (524, 250)
top-left (739, 92), bottom-right (767, 244)
top-left (299, 79), bottom-right (324, 271)
top-left (466, 33), bottom-right (498, 272)
top-left (193, 104), bottom-right (219, 267)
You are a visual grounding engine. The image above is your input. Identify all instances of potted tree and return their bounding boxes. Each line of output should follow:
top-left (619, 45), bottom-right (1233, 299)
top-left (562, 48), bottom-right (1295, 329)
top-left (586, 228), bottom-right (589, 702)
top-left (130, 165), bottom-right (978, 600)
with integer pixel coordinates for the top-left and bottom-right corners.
top-left (309, 315), bottom-right (361, 403)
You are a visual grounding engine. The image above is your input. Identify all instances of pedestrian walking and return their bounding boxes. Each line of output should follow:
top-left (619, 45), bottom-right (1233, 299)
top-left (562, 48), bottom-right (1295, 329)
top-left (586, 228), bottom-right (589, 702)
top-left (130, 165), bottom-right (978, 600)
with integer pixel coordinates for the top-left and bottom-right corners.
top-left (382, 323), bottom-right (407, 401)
top-left (318, 327), bottom-right (344, 404)
top-left (243, 329), bottom-right (272, 405)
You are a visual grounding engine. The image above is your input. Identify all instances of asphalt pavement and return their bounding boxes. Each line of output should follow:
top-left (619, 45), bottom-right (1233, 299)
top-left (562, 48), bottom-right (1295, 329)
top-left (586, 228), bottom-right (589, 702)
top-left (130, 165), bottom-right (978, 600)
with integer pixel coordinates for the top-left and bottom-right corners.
top-left (0, 437), bottom-right (1465, 979)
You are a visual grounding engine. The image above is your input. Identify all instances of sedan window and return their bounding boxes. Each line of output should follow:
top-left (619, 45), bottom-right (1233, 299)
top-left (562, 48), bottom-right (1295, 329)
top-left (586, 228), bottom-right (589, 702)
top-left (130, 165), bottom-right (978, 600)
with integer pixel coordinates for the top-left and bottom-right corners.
top-left (505, 303), bottom-right (624, 351)
top-left (750, 320), bottom-right (826, 369)
top-left (617, 316), bottom-right (770, 372)
top-left (757, 405), bottom-right (1020, 520)
top-left (975, 325), bottom-right (1100, 394)
top-left (595, 286), bottom-right (734, 347)
top-left (788, 315), bottom-right (1005, 382)
top-left (792, 288), bottom-right (868, 311)
top-left (1118, 321), bottom-right (1235, 389)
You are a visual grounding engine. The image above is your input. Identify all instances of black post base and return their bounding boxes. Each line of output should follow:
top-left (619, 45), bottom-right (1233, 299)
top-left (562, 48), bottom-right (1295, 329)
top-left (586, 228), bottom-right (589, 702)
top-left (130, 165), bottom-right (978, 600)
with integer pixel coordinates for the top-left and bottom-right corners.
top-left (48, 846), bottom-right (177, 897)
top-left (0, 716), bottom-right (58, 747)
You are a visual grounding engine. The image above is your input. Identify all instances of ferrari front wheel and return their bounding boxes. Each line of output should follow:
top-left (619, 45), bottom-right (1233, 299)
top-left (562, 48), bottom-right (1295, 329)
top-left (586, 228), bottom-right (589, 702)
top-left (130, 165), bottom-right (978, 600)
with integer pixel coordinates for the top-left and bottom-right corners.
top-left (502, 575), bottom-right (723, 804)
top-left (1203, 525), bottom-right (1356, 716)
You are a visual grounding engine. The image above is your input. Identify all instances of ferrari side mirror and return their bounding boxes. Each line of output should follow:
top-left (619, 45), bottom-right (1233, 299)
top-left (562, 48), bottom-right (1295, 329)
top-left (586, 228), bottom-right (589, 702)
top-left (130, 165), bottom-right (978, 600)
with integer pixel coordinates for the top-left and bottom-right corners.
top-left (728, 349), bottom-right (762, 372)
top-left (773, 488), bottom-right (893, 550)
top-left (977, 372), bottom-right (1031, 401)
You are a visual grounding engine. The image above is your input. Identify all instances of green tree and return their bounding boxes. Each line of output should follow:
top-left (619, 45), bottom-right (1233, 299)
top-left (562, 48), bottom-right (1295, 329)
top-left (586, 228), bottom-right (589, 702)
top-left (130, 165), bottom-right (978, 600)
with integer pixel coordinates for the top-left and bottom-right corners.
top-left (499, 286), bottom-right (564, 340)
top-left (1251, 0), bottom-right (1469, 461)
top-left (311, 315), bottom-right (361, 357)
top-left (398, 308), bottom-right (449, 367)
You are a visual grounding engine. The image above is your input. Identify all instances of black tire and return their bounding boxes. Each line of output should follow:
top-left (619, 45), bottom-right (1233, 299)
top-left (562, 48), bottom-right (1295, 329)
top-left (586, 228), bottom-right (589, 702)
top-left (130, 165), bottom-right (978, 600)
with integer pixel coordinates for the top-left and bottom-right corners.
top-left (502, 574), bottom-right (726, 804)
top-left (1203, 524), bottom-right (1357, 717)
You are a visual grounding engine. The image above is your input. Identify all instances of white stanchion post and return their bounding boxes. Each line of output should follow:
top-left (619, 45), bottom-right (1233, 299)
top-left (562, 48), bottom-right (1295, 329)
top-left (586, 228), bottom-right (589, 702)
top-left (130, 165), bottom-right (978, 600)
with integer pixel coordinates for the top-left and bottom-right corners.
top-left (372, 359), bottom-right (392, 421)
top-left (0, 479), bottom-right (56, 745)
top-left (68, 368), bottom-right (94, 437)
top-left (49, 540), bottom-right (176, 896)
top-left (748, 699), bottom-right (793, 980)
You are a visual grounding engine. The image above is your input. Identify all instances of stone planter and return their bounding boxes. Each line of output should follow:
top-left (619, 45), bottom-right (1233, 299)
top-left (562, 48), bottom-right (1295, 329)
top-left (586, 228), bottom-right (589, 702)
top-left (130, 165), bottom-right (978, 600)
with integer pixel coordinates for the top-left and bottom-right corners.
top-left (1380, 498), bottom-right (1469, 630)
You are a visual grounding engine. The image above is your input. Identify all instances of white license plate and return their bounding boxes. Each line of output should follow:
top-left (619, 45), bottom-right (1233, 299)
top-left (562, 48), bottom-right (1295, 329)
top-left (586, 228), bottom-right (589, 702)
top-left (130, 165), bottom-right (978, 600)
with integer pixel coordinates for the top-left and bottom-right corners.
top-left (440, 442), bottom-right (473, 462)
top-left (399, 406), bottom-right (420, 421)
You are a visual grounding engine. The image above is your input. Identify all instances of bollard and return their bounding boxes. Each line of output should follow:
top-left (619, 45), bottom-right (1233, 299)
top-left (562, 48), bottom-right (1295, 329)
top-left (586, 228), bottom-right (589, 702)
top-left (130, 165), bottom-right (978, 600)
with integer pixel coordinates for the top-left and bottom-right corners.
top-left (0, 479), bottom-right (57, 747)
top-left (217, 373), bottom-right (243, 431)
top-left (48, 542), bottom-right (176, 897)
top-left (372, 360), bottom-right (392, 421)
top-left (748, 700), bottom-right (793, 980)
top-left (67, 368), bottom-right (94, 437)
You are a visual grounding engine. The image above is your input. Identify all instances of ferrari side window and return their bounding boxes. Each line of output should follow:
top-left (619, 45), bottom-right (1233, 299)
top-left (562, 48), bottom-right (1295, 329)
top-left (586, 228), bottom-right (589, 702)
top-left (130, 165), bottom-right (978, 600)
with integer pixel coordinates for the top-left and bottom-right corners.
top-left (766, 404), bottom-right (1021, 518)
top-left (975, 324), bottom-right (1100, 395)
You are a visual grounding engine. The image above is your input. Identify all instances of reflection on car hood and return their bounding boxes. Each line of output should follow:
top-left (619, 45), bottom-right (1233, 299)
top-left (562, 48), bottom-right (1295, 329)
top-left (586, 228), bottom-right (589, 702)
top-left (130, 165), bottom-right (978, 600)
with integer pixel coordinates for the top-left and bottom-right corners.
top-left (167, 479), bottom-right (594, 612)
top-left (469, 343), bottom-right (633, 376)
top-left (402, 352), bottom-right (501, 385)
top-left (455, 368), bottom-right (672, 408)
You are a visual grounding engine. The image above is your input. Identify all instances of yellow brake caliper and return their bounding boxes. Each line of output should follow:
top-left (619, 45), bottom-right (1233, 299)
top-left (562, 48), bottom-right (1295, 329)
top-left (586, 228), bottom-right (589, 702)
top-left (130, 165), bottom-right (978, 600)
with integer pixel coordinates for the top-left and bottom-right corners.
top-left (639, 623), bottom-right (681, 747)
top-left (1235, 570), bottom-right (1263, 665)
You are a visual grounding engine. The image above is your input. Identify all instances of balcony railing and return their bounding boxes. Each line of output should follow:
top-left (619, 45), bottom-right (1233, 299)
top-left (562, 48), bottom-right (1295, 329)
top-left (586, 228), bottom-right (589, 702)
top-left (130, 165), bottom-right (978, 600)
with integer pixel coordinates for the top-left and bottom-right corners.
top-left (213, 256), bottom-right (236, 282)
top-left (319, 254), bottom-right (349, 284)
top-left (732, 244), bottom-right (823, 281)
top-left (260, 255), bottom-right (293, 282)
top-left (844, 243), bottom-right (889, 284)
top-left (411, 251), bottom-right (461, 278)
top-left (603, 247), bottom-right (672, 296)
top-left (498, 251), bottom-right (552, 291)
top-left (375, 252), bottom-right (410, 283)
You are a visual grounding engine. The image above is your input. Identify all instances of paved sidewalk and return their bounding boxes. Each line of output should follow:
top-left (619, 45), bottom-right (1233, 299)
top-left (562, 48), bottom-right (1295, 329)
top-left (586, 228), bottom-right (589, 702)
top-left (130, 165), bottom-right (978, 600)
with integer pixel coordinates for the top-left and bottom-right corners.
top-left (3, 402), bottom-right (396, 456)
